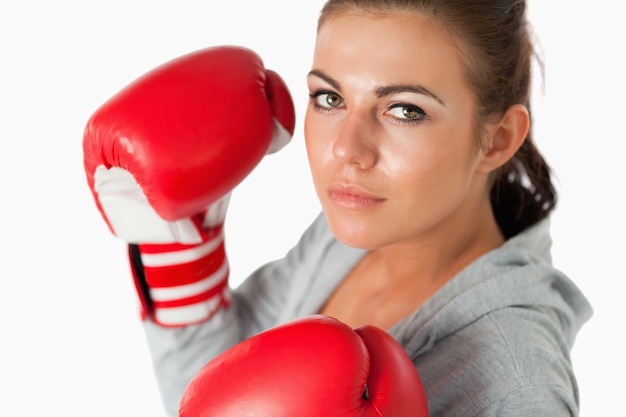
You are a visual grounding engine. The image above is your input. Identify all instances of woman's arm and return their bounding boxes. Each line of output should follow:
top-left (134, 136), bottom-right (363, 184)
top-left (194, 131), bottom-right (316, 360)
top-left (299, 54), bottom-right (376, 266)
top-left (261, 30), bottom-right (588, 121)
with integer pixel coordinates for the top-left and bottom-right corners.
top-left (142, 212), bottom-right (333, 416)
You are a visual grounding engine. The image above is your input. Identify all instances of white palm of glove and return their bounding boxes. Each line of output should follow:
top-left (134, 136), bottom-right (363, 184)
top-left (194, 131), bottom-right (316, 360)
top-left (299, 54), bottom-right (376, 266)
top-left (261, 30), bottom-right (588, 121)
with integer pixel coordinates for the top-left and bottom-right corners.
top-left (94, 165), bottom-right (230, 244)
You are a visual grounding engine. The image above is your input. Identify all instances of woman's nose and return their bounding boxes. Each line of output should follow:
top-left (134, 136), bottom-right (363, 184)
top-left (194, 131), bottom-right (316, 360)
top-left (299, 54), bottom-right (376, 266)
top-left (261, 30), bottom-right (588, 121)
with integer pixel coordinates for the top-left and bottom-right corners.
top-left (332, 111), bottom-right (378, 169)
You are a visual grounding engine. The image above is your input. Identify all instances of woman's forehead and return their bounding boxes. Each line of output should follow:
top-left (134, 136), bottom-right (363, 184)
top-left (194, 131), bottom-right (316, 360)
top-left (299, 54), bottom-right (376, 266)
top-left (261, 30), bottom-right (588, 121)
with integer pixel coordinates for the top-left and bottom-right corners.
top-left (311, 12), bottom-right (467, 99)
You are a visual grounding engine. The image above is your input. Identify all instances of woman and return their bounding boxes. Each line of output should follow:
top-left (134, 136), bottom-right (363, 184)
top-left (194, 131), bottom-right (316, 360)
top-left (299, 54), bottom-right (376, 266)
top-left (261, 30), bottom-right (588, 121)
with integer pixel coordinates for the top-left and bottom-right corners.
top-left (89, 0), bottom-right (593, 415)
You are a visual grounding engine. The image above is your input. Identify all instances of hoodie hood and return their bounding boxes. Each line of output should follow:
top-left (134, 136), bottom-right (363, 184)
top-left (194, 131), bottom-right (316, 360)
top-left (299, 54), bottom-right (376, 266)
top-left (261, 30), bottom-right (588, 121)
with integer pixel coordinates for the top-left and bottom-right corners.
top-left (390, 218), bottom-right (593, 358)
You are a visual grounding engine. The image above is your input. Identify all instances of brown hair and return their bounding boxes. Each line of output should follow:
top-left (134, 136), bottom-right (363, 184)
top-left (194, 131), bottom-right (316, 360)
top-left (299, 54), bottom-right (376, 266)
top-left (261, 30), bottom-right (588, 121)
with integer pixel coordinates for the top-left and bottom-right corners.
top-left (318, 0), bottom-right (557, 238)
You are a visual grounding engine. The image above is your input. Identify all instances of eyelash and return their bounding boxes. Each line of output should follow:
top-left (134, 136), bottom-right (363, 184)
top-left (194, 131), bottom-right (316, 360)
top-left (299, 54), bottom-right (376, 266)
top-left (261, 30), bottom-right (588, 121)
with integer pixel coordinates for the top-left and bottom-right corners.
top-left (308, 90), bottom-right (430, 125)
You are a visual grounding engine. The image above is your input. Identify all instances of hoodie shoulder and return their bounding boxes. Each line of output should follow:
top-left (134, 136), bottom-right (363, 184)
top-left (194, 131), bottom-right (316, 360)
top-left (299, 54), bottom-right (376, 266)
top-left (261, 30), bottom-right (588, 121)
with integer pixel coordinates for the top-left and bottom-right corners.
top-left (390, 218), bottom-right (593, 416)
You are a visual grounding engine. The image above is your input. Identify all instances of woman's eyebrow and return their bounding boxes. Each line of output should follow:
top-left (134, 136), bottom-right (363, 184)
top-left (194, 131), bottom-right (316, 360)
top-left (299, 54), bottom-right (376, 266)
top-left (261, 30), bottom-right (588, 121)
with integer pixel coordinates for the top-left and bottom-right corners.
top-left (307, 69), bottom-right (341, 91)
top-left (375, 85), bottom-right (446, 107)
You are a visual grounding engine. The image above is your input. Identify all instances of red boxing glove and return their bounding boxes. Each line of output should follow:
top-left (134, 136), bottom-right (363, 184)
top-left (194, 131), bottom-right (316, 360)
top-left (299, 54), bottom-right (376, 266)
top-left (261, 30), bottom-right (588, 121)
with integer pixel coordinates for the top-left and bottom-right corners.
top-left (179, 315), bottom-right (429, 417)
top-left (83, 46), bottom-right (295, 327)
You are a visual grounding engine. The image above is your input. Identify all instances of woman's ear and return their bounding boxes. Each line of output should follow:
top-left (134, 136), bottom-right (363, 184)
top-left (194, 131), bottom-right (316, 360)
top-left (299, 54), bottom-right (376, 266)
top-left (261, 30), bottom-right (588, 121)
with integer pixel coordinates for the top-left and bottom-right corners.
top-left (477, 104), bottom-right (530, 174)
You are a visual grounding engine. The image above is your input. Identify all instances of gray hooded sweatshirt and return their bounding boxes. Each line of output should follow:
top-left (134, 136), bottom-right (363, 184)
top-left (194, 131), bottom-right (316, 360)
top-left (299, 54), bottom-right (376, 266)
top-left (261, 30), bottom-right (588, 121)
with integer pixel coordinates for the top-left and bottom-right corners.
top-left (143, 213), bottom-right (592, 417)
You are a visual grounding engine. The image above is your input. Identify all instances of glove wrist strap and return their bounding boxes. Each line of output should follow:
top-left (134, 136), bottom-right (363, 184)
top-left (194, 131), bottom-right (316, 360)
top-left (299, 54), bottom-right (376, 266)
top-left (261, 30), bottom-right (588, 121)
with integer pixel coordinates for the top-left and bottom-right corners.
top-left (129, 226), bottom-right (230, 327)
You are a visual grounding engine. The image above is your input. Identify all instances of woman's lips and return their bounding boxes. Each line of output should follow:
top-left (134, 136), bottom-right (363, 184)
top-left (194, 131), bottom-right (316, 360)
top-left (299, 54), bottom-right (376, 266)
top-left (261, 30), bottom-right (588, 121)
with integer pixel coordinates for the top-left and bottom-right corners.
top-left (327, 183), bottom-right (386, 210)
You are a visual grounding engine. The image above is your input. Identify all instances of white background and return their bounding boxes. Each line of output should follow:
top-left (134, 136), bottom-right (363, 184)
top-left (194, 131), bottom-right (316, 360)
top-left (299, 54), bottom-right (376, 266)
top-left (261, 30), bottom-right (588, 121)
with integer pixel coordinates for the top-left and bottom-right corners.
top-left (1, 1), bottom-right (624, 415)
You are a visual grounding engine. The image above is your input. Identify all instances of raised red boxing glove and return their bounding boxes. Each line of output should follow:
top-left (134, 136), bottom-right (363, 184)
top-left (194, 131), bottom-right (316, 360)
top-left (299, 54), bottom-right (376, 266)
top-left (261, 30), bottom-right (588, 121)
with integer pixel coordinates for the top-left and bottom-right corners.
top-left (179, 315), bottom-right (429, 417)
top-left (83, 46), bottom-right (295, 327)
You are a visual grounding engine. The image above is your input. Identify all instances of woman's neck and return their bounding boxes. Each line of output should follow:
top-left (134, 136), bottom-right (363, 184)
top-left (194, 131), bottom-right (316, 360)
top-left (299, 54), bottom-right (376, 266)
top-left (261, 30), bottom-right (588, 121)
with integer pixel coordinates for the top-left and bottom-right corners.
top-left (372, 198), bottom-right (504, 294)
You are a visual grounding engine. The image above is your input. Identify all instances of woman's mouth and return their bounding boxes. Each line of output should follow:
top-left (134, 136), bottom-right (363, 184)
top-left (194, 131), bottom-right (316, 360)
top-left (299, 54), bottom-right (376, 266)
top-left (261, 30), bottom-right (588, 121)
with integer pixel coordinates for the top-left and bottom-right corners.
top-left (327, 183), bottom-right (386, 210)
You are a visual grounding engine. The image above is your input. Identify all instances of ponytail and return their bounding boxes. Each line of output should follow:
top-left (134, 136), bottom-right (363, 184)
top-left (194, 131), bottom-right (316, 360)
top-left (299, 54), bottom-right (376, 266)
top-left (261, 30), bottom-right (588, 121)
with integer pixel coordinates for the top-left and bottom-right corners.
top-left (491, 127), bottom-right (557, 238)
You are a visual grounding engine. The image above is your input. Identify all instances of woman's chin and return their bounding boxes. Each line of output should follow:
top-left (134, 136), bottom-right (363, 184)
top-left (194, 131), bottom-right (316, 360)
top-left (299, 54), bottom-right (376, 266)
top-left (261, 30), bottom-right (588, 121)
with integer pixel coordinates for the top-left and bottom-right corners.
top-left (324, 213), bottom-right (385, 250)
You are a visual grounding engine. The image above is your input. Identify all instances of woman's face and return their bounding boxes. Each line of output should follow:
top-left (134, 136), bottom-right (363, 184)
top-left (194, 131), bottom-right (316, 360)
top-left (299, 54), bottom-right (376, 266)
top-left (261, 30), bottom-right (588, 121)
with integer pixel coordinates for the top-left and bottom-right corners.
top-left (305, 11), bottom-right (490, 250)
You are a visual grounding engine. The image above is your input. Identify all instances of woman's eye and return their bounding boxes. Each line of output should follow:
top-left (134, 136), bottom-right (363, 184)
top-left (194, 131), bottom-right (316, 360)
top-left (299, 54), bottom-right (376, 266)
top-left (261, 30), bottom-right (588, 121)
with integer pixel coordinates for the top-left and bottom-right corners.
top-left (310, 91), bottom-right (344, 109)
top-left (387, 104), bottom-right (428, 123)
